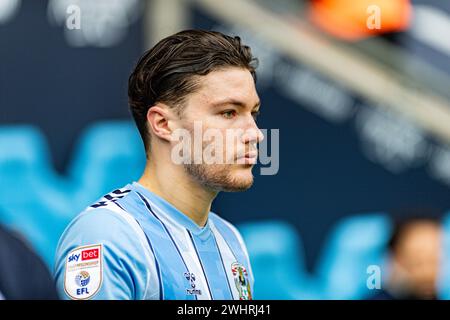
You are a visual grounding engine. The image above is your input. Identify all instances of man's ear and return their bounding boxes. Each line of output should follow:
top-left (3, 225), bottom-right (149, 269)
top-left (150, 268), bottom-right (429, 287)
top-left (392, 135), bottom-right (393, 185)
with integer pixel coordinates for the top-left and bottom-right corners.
top-left (146, 103), bottom-right (175, 143)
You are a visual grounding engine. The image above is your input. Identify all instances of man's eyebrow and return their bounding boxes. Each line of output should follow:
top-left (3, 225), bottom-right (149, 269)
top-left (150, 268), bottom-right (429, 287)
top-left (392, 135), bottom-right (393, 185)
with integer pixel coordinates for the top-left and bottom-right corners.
top-left (211, 99), bottom-right (261, 109)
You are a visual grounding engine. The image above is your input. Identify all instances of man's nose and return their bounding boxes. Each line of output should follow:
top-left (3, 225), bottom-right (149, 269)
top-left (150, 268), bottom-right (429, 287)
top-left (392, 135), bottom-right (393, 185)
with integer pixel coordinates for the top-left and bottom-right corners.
top-left (241, 117), bottom-right (264, 145)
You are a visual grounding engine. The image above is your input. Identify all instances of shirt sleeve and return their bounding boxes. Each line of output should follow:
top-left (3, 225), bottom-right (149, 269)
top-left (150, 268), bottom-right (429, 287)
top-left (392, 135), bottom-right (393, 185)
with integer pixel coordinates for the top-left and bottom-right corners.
top-left (54, 208), bottom-right (156, 300)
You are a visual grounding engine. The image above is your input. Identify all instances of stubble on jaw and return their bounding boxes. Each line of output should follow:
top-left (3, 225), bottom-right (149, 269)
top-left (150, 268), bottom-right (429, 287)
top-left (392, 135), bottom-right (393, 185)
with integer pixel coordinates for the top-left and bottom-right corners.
top-left (184, 163), bottom-right (254, 192)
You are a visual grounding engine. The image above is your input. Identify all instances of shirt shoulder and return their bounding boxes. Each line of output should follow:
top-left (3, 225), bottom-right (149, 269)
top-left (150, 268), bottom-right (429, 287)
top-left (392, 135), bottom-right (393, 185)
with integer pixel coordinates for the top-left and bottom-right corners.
top-left (54, 201), bottom-right (158, 300)
top-left (56, 185), bottom-right (144, 254)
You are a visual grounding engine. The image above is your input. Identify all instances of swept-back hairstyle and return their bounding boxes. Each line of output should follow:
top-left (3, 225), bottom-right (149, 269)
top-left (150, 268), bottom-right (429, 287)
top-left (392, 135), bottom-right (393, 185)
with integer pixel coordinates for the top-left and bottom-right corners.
top-left (128, 29), bottom-right (258, 151)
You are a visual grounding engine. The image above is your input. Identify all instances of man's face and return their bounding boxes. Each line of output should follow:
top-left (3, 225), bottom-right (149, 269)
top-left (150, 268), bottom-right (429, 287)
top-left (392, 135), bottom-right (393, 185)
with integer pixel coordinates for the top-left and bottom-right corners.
top-left (172, 67), bottom-right (263, 192)
top-left (394, 222), bottom-right (442, 298)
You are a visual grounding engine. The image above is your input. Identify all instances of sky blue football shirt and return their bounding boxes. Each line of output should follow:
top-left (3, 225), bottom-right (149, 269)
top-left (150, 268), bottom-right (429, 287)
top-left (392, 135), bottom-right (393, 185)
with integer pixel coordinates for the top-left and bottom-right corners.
top-left (54, 182), bottom-right (254, 300)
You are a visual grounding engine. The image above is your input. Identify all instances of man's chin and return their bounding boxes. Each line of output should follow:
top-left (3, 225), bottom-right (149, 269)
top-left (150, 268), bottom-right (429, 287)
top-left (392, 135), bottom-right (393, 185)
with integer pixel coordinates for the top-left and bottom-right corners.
top-left (215, 180), bottom-right (253, 192)
top-left (216, 170), bottom-right (254, 192)
top-left (184, 163), bottom-right (255, 192)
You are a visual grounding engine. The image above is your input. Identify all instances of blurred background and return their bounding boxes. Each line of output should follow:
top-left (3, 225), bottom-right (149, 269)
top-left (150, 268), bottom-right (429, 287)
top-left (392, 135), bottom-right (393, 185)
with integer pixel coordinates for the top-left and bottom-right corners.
top-left (0, 0), bottom-right (450, 299)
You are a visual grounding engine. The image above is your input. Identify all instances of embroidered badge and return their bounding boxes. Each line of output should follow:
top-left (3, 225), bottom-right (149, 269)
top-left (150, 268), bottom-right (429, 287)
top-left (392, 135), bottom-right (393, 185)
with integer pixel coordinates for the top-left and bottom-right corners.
top-left (231, 262), bottom-right (252, 300)
top-left (64, 244), bottom-right (103, 300)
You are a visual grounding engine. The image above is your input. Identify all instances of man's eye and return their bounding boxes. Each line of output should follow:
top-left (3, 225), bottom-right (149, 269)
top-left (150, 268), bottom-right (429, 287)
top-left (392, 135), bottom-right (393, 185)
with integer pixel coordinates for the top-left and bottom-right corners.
top-left (222, 110), bottom-right (237, 119)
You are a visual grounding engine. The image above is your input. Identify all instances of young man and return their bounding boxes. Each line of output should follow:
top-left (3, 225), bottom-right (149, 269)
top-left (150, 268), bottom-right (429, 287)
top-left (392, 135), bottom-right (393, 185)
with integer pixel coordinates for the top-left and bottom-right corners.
top-left (54, 29), bottom-right (263, 300)
top-left (370, 216), bottom-right (442, 300)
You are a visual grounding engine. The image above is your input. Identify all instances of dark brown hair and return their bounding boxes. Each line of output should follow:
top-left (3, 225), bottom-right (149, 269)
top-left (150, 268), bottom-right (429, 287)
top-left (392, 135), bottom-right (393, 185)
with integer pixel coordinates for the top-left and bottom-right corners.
top-left (128, 29), bottom-right (258, 151)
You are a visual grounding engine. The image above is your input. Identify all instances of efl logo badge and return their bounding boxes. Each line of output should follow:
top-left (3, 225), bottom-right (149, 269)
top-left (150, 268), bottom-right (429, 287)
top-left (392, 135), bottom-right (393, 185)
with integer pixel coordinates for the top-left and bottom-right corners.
top-left (231, 262), bottom-right (252, 300)
top-left (64, 244), bottom-right (102, 300)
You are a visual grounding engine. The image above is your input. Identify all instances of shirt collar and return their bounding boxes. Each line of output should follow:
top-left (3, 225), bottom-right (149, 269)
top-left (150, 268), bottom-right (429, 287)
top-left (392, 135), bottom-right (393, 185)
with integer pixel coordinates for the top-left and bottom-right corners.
top-left (131, 181), bottom-right (212, 238)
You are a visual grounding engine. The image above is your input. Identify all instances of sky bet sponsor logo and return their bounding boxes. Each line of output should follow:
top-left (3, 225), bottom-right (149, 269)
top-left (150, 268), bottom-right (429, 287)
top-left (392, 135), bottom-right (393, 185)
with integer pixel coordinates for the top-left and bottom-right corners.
top-left (67, 248), bottom-right (99, 263)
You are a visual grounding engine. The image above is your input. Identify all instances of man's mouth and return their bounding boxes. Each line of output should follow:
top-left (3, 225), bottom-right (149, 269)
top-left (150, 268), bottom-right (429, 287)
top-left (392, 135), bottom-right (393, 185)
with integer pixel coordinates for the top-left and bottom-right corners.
top-left (237, 150), bottom-right (258, 165)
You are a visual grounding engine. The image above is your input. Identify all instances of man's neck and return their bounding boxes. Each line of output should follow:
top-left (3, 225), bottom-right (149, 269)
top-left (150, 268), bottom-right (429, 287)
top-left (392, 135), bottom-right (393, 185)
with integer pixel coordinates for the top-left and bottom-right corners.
top-left (137, 158), bottom-right (217, 227)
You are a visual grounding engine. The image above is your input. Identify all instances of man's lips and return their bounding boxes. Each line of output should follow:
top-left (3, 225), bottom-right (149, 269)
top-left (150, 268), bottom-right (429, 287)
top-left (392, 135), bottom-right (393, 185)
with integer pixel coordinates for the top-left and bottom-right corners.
top-left (236, 150), bottom-right (258, 164)
top-left (244, 151), bottom-right (258, 158)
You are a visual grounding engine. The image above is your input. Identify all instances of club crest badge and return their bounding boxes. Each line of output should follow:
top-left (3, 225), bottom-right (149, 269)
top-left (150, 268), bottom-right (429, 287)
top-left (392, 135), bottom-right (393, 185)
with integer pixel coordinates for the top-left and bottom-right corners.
top-left (231, 262), bottom-right (252, 300)
top-left (64, 244), bottom-right (103, 300)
